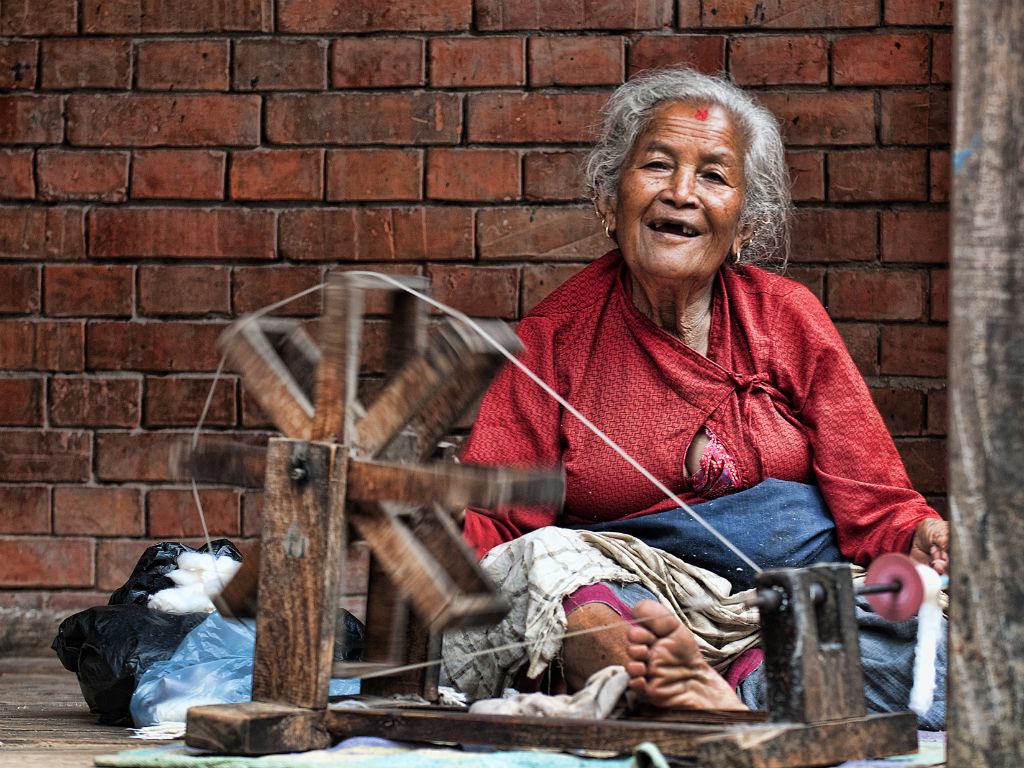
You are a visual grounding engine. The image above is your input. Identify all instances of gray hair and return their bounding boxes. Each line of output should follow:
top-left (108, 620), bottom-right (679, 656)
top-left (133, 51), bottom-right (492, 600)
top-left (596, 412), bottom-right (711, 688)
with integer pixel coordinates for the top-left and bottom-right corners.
top-left (584, 67), bottom-right (791, 269)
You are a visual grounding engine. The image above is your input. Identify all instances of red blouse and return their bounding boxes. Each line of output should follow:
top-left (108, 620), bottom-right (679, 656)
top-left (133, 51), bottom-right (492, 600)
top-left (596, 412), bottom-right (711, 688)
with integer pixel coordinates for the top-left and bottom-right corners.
top-left (461, 250), bottom-right (940, 564)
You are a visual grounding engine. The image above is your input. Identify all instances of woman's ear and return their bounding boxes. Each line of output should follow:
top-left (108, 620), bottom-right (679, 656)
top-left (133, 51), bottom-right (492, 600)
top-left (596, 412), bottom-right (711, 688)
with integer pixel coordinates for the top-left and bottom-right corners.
top-left (595, 196), bottom-right (617, 236)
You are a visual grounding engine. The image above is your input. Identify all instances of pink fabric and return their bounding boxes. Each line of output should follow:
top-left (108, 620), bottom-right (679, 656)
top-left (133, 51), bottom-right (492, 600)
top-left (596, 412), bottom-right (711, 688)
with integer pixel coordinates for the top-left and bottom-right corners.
top-left (561, 583), bottom-right (637, 624)
top-left (724, 647), bottom-right (764, 688)
top-left (688, 426), bottom-right (741, 498)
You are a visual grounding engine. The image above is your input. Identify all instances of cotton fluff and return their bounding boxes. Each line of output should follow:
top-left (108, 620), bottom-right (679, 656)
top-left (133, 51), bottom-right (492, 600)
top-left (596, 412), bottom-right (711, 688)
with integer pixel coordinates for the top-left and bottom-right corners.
top-left (147, 552), bottom-right (241, 615)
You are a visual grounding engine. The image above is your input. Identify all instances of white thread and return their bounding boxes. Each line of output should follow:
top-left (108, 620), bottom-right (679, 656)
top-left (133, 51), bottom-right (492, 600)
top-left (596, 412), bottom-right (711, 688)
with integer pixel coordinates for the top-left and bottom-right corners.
top-left (909, 563), bottom-right (942, 717)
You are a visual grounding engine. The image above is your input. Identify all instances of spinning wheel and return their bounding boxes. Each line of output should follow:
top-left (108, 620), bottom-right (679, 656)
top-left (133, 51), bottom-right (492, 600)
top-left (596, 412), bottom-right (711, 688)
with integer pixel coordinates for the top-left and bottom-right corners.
top-left (173, 272), bottom-right (921, 766)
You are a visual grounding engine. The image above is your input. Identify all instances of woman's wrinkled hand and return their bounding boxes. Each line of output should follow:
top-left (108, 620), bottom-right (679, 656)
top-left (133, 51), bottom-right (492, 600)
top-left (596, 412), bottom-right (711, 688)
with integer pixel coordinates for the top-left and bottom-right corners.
top-left (910, 518), bottom-right (949, 575)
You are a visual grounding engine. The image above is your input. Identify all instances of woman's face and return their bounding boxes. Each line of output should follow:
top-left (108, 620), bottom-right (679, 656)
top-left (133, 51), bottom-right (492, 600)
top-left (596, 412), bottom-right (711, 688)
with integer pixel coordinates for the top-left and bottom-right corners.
top-left (601, 102), bottom-right (747, 291)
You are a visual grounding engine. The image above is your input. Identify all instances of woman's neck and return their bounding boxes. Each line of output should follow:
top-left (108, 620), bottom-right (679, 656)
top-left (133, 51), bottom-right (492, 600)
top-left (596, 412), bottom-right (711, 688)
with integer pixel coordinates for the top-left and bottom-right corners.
top-left (630, 275), bottom-right (714, 356)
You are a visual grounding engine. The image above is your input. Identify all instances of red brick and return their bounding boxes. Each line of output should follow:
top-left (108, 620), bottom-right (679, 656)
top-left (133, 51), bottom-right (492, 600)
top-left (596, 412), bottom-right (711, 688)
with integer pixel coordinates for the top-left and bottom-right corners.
top-left (46, 590), bottom-right (109, 610)
top-left (926, 387), bottom-right (946, 434)
top-left (785, 266), bottom-right (825, 302)
top-left (829, 150), bottom-right (927, 202)
top-left (468, 92), bottom-right (608, 144)
top-left (0, 264), bottom-right (39, 312)
top-left (53, 487), bottom-right (143, 536)
top-left (131, 150), bottom-right (226, 200)
top-left (702, 0), bottom-right (878, 27)
top-left (40, 200), bottom-right (104, 263)
top-left (36, 150), bottom-right (128, 203)
top-left (427, 149), bottom-right (520, 202)
top-left (0, 0), bottom-right (76, 34)
top-left (235, 39), bottom-right (327, 90)
top-left (327, 149), bottom-right (423, 202)
top-left (95, 432), bottom-right (191, 482)
top-left (95, 538), bottom-right (158, 593)
top-left (0, 486), bottom-right (50, 534)
top-left (523, 150), bottom-right (589, 201)
top-left (885, 0), bottom-right (952, 25)
top-left (279, 0), bottom-right (470, 32)
top-left (430, 37), bottom-right (524, 87)
top-left (326, 264), bottom-right (424, 314)
top-left (0, 321), bottom-right (84, 371)
top-left (0, 41), bottom-right (37, 90)
top-left (930, 150), bottom-right (949, 202)
top-left (881, 325), bottom-right (947, 376)
top-left (870, 386), bottom-right (924, 435)
top-left (0, 95), bottom-right (62, 144)
top-left (87, 322), bottom-right (224, 372)
top-left (241, 490), bottom-right (263, 537)
top-left (266, 93), bottom-right (460, 145)
top-left (239, 388), bottom-right (275, 430)
top-left (477, 207), bottom-right (607, 261)
top-left (0, 150), bottom-right (34, 200)
top-left (522, 263), bottom-right (585, 314)
top-left (230, 149), bottom-right (324, 201)
top-left (678, 0), bottom-right (701, 27)
top-left (40, 39), bottom-right (131, 89)
top-left (89, 208), bottom-right (276, 260)
top-left (758, 91), bottom-right (875, 147)
top-left (836, 322), bottom-right (879, 376)
top-left (627, 35), bottom-right (725, 76)
top-left (528, 36), bottom-right (622, 87)
top-left (49, 376), bottom-right (141, 428)
top-left (880, 90), bottom-right (950, 145)
top-left (786, 151), bottom-right (824, 202)
top-left (426, 265), bottom-right (519, 319)
top-left (880, 210), bottom-right (948, 263)
top-left (896, 438), bottom-right (946, 494)
top-left (280, 207), bottom-right (473, 262)
top-left (44, 264), bottom-right (133, 317)
top-left (232, 265), bottom-right (323, 316)
top-left (331, 38), bottom-right (424, 88)
top-left (0, 537), bottom-right (93, 588)
top-left (476, 0), bottom-right (671, 29)
top-left (0, 430), bottom-right (91, 482)
top-left (137, 40), bottom-right (230, 91)
top-left (827, 269), bottom-right (925, 321)
top-left (82, 0), bottom-right (271, 33)
top-left (833, 34), bottom-right (930, 86)
top-left (67, 95), bottom-right (260, 147)
top-left (148, 489), bottom-right (240, 537)
top-left (730, 35), bottom-right (828, 85)
top-left (144, 376), bottom-right (236, 428)
top-left (0, 378), bottom-right (43, 426)
top-left (930, 269), bottom-right (948, 322)
top-left (138, 265), bottom-right (231, 316)
top-left (790, 209), bottom-right (877, 264)
top-left (931, 32), bottom-right (951, 84)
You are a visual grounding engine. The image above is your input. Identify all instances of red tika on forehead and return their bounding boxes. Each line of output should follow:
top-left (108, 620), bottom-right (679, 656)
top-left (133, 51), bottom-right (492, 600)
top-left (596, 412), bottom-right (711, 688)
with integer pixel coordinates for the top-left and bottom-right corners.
top-left (694, 108), bottom-right (709, 121)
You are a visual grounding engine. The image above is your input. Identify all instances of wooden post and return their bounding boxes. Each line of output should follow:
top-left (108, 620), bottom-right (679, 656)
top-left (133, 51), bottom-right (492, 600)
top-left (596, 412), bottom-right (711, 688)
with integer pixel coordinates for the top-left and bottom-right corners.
top-left (949, 3), bottom-right (1024, 765)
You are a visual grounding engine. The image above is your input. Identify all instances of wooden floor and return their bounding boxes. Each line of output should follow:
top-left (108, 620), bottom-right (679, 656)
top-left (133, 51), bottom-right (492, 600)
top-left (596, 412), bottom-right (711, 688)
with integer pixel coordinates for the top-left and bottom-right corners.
top-left (0, 657), bottom-right (141, 768)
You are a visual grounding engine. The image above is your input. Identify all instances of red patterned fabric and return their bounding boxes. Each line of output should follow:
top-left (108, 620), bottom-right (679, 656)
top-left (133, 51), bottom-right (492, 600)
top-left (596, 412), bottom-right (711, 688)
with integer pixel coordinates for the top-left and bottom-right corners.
top-left (461, 250), bottom-right (941, 564)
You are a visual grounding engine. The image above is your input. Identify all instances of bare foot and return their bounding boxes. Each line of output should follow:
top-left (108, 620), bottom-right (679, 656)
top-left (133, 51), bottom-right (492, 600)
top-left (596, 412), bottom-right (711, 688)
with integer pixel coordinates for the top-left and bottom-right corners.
top-left (563, 602), bottom-right (632, 691)
top-left (625, 600), bottom-right (747, 710)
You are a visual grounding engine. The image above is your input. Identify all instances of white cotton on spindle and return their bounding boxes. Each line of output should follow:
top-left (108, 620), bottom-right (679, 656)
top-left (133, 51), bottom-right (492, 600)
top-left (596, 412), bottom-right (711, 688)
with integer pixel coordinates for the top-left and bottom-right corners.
top-left (909, 563), bottom-right (942, 717)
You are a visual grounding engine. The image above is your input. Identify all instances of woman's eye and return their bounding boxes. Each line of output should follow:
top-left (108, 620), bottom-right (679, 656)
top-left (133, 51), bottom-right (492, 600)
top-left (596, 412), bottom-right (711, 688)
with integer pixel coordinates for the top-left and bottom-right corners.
top-left (643, 160), bottom-right (670, 170)
top-left (703, 171), bottom-right (726, 183)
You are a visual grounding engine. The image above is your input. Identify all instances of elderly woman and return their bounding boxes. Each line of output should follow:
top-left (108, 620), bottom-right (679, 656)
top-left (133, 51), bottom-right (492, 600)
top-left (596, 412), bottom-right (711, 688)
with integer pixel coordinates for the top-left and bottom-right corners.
top-left (448, 68), bottom-right (948, 723)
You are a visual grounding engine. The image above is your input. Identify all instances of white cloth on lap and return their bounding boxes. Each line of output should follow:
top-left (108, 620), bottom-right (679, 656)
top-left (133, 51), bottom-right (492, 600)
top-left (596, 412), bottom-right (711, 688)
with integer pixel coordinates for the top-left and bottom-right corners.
top-left (441, 526), bottom-right (762, 700)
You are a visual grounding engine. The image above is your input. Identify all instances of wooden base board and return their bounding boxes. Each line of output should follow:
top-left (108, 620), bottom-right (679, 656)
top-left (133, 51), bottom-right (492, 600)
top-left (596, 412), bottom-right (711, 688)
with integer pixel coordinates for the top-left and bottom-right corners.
top-left (187, 702), bottom-right (917, 767)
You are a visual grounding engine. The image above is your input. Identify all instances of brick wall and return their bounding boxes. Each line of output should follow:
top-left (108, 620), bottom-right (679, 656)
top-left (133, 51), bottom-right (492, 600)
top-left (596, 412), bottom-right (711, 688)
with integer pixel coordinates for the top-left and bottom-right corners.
top-left (0, 0), bottom-right (950, 650)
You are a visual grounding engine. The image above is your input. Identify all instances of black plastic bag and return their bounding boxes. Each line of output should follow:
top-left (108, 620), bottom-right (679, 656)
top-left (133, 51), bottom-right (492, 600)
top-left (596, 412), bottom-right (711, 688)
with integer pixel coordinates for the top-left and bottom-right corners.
top-left (52, 603), bottom-right (206, 725)
top-left (108, 538), bottom-right (242, 607)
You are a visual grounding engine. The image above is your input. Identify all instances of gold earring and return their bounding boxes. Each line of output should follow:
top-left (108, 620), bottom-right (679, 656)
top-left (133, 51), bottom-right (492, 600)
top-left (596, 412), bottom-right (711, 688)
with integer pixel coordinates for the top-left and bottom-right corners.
top-left (604, 222), bottom-right (614, 239)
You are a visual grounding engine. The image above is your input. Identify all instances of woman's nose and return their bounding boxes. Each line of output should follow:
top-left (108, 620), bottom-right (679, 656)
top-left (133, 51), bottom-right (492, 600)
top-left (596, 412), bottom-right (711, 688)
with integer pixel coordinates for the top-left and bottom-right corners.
top-left (660, 169), bottom-right (698, 206)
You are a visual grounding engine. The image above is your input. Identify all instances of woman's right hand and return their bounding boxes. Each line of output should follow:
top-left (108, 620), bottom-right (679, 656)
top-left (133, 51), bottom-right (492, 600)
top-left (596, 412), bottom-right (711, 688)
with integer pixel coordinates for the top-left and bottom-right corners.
top-left (910, 518), bottom-right (949, 575)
